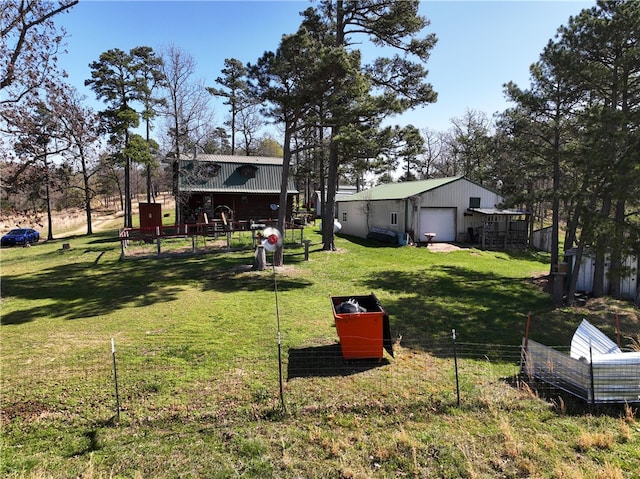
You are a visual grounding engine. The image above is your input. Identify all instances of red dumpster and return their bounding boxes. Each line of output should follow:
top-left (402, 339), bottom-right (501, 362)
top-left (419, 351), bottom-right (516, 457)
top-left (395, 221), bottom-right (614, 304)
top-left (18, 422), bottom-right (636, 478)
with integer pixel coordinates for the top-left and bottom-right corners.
top-left (330, 294), bottom-right (393, 360)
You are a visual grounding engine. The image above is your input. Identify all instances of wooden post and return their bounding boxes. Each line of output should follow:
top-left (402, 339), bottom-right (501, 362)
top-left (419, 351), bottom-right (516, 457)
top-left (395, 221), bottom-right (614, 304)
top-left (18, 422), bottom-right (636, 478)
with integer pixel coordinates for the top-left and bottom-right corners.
top-left (504, 216), bottom-right (508, 249)
top-left (303, 239), bottom-right (311, 261)
top-left (254, 244), bottom-right (266, 270)
top-left (119, 229), bottom-right (126, 260)
top-left (156, 236), bottom-right (161, 256)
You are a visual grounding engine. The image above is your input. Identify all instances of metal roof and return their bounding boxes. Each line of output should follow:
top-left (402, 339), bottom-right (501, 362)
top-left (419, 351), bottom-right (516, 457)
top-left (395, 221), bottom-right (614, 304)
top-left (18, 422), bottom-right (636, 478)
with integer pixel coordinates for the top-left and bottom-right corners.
top-left (188, 154), bottom-right (284, 165)
top-left (314, 187), bottom-right (359, 201)
top-left (337, 176), bottom-right (464, 202)
top-left (570, 319), bottom-right (622, 360)
top-left (177, 156), bottom-right (298, 194)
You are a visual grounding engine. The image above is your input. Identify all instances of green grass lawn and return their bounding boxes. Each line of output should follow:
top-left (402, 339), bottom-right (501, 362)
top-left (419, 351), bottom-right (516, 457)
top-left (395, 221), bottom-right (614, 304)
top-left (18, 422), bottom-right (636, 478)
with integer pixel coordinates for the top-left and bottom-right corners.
top-left (1, 228), bottom-right (638, 478)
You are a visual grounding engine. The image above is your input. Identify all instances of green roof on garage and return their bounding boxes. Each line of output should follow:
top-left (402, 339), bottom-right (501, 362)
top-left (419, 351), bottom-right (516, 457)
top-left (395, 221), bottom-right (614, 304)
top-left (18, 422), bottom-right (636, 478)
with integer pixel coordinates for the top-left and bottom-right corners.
top-left (338, 176), bottom-right (463, 202)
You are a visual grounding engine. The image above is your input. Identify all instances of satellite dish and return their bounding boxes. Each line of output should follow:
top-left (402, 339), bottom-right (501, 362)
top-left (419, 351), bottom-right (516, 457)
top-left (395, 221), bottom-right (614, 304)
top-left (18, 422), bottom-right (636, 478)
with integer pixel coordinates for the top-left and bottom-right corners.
top-left (261, 227), bottom-right (283, 252)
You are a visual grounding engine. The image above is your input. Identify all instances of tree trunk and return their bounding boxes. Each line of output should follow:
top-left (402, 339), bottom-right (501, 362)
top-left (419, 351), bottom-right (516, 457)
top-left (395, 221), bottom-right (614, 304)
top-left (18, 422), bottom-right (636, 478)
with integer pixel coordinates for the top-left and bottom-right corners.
top-left (45, 154), bottom-right (54, 241)
top-left (608, 199), bottom-right (625, 298)
top-left (146, 164), bottom-right (152, 204)
top-left (81, 146), bottom-right (93, 235)
top-left (274, 124), bottom-right (293, 266)
top-left (592, 196), bottom-right (611, 297)
top-left (550, 121), bottom-right (563, 306)
top-left (322, 129), bottom-right (339, 251)
top-left (566, 241), bottom-right (585, 306)
top-left (124, 155), bottom-right (132, 228)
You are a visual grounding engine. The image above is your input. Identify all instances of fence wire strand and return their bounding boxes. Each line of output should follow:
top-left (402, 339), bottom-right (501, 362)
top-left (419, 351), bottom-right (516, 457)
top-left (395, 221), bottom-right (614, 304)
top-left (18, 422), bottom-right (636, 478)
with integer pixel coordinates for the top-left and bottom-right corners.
top-left (6, 326), bottom-right (636, 431)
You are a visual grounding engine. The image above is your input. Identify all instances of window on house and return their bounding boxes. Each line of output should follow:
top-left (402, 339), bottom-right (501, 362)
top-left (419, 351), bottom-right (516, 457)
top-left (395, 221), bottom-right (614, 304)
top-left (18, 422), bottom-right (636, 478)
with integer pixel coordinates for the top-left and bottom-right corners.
top-left (390, 211), bottom-right (398, 226)
top-left (469, 197), bottom-right (481, 208)
top-left (342, 212), bottom-right (347, 222)
top-left (204, 163), bottom-right (221, 177)
top-left (238, 165), bottom-right (258, 178)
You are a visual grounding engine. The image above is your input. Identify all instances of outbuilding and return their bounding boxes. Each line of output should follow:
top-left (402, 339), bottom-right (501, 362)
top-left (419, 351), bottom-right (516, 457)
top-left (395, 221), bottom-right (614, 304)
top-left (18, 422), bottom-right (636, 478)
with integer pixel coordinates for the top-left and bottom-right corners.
top-left (310, 186), bottom-right (358, 218)
top-left (336, 176), bottom-right (528, 247)
top-left (175, 154), bottom-right (298, 226)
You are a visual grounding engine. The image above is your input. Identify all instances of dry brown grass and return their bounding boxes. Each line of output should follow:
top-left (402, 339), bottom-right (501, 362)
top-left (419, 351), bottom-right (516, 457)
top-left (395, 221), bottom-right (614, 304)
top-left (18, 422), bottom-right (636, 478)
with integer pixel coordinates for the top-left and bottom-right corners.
top-left (623, 402), bottom-right (637, 423)
top-left (1, 195), bottom-right (175, 237)
top-left (596, 462), bottom-right (624, 479)
top-left (575, 431), bottom-right (615, 451)
top-left (553, 463), bottom-right (586, 479)
top-left (499, 418), bottom-right (522, 459)
top-left (0, 206), bottom-right (116, 237)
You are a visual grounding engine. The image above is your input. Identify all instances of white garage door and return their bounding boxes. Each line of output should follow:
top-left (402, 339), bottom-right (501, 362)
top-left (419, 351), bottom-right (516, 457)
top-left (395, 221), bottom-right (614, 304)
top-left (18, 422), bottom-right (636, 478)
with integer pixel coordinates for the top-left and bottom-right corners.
top-left (420, 208), bottom-right (456, 242)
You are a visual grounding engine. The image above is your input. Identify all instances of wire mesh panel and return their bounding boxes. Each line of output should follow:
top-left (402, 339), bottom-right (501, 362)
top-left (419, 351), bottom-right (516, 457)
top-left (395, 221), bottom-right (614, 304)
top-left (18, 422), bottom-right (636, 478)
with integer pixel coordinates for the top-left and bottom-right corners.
top-left (524, 339), bottom-right (590, 401)
top-left (524, 339), bottom-right (640, 404)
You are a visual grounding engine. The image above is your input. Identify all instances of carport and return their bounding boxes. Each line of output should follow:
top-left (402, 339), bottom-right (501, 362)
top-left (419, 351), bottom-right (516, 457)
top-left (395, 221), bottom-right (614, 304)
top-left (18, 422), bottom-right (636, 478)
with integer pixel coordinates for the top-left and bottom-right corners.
top-left (466, 208), bottom-right (530, 249)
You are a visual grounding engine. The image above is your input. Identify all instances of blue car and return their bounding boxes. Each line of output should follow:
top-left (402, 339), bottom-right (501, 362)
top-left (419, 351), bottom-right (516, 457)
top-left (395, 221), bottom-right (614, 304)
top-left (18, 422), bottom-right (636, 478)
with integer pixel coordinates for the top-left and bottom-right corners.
top-left (1, 228), bottom-right (40, 247)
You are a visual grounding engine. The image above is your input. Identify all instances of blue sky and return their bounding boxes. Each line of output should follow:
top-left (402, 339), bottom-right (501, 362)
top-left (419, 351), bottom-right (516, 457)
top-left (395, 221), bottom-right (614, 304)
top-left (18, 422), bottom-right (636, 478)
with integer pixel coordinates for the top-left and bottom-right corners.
top-left (57, 0), bottom-right (594, 137)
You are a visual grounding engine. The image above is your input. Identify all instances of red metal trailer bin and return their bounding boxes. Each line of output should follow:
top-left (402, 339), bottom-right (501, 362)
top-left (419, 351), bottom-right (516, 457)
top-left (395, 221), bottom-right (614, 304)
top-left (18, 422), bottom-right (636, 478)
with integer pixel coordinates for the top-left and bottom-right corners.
top-left (330, 294), bottom-right (393, 360)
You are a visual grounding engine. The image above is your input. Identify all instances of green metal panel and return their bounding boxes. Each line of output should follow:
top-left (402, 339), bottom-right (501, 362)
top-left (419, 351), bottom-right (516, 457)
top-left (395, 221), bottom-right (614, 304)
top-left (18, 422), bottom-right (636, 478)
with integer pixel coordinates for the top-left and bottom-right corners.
top-left (177, 157), bottom-right (298, 194)
top-left (339, 176), bottom-right (462, 202)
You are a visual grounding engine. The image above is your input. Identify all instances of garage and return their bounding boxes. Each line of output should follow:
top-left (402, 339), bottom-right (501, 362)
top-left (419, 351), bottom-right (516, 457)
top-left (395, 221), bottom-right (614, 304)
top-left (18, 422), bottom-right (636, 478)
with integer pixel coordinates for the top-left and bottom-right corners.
top-left (420, 207), bottom-right (456, 242)
top-left (336, 176), bottom-right (509, 247)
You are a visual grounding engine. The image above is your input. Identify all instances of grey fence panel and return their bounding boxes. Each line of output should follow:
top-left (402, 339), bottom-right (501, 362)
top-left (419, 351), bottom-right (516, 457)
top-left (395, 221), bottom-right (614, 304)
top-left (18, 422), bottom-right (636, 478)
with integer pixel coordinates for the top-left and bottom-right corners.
top-left (591, 356), bottom-right (640, 403)
top-left (525, 339), bottom-right (640, 404)
top-left (525, 339), bottom-right (590, 401)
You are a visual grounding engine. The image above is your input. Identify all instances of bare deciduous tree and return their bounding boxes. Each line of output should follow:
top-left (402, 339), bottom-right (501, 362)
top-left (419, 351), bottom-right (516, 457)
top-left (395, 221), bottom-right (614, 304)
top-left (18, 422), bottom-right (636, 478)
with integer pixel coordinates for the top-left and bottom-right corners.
top-left (160, 44), bottom-right (213, 223)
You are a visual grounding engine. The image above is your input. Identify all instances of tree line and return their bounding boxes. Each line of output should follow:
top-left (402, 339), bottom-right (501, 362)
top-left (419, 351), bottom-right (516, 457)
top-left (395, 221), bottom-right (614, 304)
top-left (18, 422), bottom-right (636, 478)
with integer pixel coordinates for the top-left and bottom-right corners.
top-left (1, 0), bottom-right (638, 303)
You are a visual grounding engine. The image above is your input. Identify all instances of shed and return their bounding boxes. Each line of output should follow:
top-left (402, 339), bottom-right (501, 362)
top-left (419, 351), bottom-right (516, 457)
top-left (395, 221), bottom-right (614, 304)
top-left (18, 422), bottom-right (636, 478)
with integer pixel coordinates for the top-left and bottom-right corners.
top-left (311, 186), bottom-right (358, 218)
top-left (564, 248), bottom-right (639, 301)
top-left (466, 208), bottom-right (530, 249)
top-left (335, 176), bottom-right (508, 246)
top-left (175, 154), bottom-right (298, 225)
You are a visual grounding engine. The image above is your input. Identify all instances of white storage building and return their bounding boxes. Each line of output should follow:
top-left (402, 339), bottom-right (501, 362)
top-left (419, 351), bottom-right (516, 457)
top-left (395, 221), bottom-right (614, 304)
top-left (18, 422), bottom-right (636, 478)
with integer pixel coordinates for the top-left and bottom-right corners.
top-left (335, 176), bottom-right (514, 245)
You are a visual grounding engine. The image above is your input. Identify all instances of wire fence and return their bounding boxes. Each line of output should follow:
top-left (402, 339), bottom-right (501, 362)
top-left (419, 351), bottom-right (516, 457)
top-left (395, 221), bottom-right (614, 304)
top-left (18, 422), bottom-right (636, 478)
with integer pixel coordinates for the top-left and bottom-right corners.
top-left (4, 328), bottom-right (637, 429)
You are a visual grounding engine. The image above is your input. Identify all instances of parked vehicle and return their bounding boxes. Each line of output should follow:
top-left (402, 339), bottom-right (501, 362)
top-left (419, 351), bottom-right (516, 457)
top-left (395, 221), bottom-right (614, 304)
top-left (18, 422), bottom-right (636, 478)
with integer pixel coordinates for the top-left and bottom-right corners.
top-left (0, 228), bottom-right (40, 247)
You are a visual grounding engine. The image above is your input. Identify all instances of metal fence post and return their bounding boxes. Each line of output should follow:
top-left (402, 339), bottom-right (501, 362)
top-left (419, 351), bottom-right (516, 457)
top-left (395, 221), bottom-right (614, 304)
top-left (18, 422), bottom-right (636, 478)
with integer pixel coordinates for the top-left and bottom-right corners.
top-left (111, 338), bottom-right (121, 423)
top-left (589, 342), bottom-right (595, 406)
top-left (452, 329), bottom-right (460, 407)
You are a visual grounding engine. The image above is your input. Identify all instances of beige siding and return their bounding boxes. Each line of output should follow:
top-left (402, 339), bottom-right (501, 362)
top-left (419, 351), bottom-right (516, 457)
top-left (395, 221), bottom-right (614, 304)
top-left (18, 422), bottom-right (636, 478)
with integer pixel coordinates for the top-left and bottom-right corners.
top-left (338, 199), bottom-right (405, 239)
top-left (421, 179), bottom-right (502, 240)
top-left (338, 201), bottom-right (369, 237)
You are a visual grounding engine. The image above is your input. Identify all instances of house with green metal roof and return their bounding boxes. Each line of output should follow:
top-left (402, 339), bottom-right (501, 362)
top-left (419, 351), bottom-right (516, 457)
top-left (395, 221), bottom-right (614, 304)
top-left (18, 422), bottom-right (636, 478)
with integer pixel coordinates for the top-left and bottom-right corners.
top-left (336, 176), bottom-right (529, 248)
top-left (176, 154), bottom-right (298, 225)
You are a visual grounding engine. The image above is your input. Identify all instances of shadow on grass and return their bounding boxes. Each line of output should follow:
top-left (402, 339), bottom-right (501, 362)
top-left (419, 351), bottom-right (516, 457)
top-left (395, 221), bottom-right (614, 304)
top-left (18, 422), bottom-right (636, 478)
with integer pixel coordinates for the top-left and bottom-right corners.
top-left (1, 247), bottom-right (312, 325)
top-left (356, 264), bottom-right (571, 355)
top-left (287, 343), bottom-right (390, 379)
top-left (336, 233), bottom-right (401, 249)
